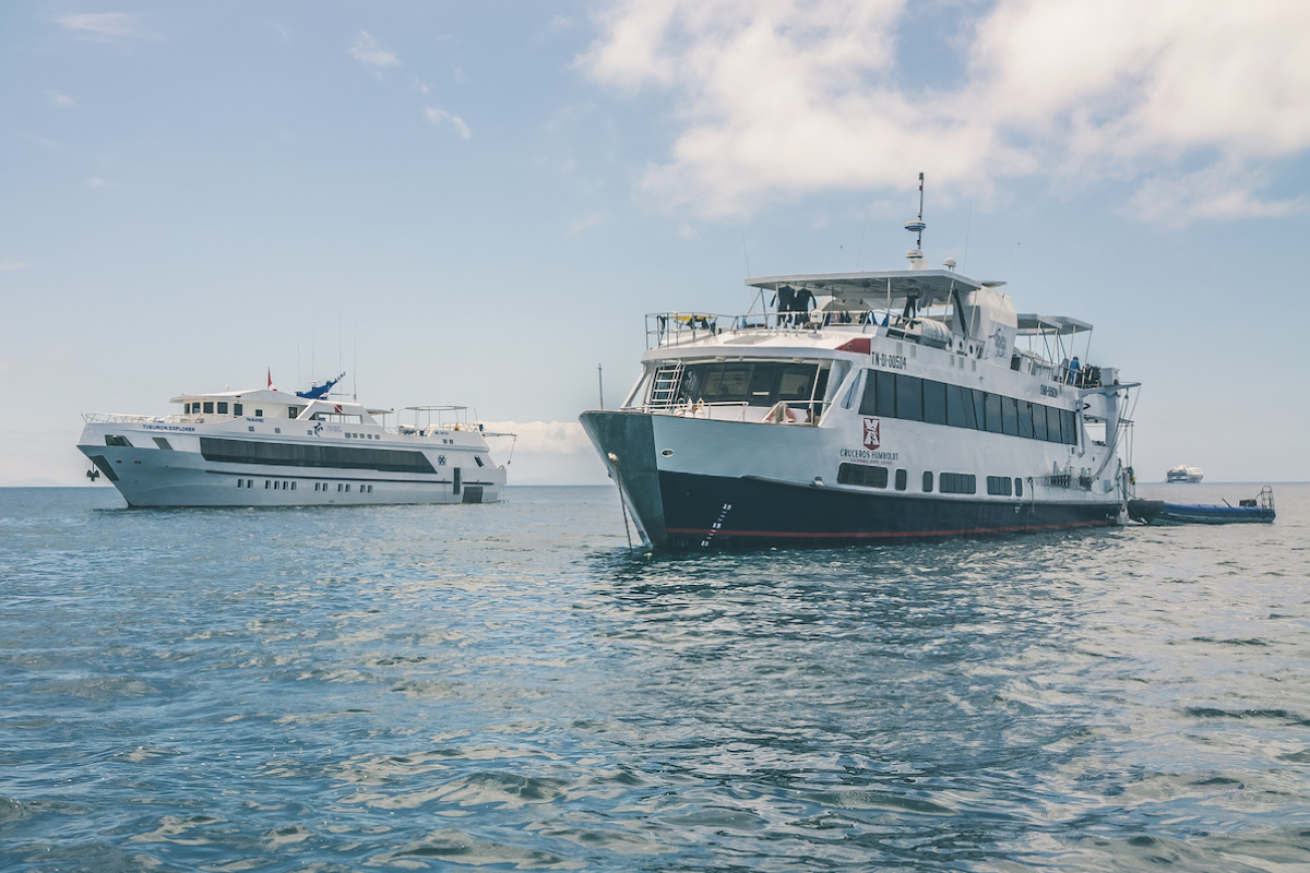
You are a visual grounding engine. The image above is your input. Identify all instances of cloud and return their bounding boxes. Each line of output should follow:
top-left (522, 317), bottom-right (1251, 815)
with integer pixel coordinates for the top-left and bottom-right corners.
top-left (56, 13), bottom-right (157, 40)
top-left (540, 15), bottom-right (575, 40)
top-left (87, 176), bottom-right (110, 188)
top-left (568, 212), bottom-right (605, 233)
top-left (266, 21), bottom-right (293, 40)
top-left (481, 421), bottom-right (594, 454)
top-left (349, 31), bottom-right (400, 71)
top-left (579, 0), bottom-right (1310, 223)
top-left (0, 262), bottom-right (29, 271)
top-left (479, 421), bottom-right (608, 484)
top-left (412, 77), bottom-right (430, 95)
top-left (1128, 164), bottom-right (1306, 227)
top-left (47, 91), bottom-right (74, 108)
top-left (424, 106), bottom-right (472, 140)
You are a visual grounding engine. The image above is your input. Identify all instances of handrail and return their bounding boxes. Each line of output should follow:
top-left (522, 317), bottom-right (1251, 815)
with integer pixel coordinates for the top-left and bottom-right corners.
top-left (82, 413), bottom-right (182, 424)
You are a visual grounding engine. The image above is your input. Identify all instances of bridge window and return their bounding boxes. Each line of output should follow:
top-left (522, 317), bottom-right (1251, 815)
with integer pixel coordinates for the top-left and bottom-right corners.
top-left (984, 393), bottom-right (1002, 434)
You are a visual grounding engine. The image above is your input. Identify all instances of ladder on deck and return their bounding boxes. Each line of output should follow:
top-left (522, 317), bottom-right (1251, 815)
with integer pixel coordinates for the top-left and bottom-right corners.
top-left (648, 361), bottom-right (685, 409)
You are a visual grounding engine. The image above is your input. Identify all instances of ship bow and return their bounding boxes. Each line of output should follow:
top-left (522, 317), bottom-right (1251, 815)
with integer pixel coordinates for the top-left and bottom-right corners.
top-left (579, 410), bottom-right (667, 548)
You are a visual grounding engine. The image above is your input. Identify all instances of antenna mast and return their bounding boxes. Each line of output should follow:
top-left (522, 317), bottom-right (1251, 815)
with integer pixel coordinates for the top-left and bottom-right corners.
top-left (904, 172), bottom-right (926, 268)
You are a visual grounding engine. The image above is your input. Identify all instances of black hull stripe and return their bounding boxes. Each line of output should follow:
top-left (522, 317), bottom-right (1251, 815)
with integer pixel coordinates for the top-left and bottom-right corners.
top-left (658, 470), bottom-right (1121, 548)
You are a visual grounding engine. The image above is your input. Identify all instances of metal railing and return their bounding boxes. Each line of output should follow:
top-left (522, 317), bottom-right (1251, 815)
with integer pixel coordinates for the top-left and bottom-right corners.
top-left (645, 311), bottom-right (868, 349)
top-left (82, 413), bottom-right (183, 424)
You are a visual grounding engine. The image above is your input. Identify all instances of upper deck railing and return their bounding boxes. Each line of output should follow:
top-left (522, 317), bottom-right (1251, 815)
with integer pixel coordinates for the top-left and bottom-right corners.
top-left (645, 310), bottom-right (1118, 391)
top-left (646, 310), bottom-right (880, 350)
top-left (82, 410), bottom-right (512, 439)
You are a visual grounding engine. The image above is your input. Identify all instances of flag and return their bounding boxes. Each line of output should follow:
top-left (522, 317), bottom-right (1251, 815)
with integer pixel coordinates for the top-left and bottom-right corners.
top-left (267, 368), bottom-right (277, 392)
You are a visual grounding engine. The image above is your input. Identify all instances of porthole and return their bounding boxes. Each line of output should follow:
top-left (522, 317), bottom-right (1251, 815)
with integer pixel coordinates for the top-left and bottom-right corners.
top-left (661, 449), bottom-right (674, 457)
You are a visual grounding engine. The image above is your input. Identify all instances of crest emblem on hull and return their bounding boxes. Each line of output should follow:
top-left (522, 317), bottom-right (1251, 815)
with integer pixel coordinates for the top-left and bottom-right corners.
top-left (862, 417), bottom-right (881, 450)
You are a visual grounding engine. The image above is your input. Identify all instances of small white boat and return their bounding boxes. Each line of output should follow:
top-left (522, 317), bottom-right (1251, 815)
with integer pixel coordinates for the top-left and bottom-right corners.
top-left (1166, 465), bottom-right (1204, 483)
top-left (79, 374), bottom-right (510, 507)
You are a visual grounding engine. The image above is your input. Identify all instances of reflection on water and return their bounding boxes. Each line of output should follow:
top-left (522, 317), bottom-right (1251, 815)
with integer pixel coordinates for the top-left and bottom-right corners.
top-left (1, 485), bottom-right (1308, 871)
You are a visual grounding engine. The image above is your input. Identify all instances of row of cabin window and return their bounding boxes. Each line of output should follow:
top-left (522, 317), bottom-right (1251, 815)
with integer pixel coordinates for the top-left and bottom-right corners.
top-left (856, 370), bottom-right (1078, 445)
top-left (236, 479), bottom-right (375, 493)
top-left (186, 401), bottom-right (262, 416)
top-left (836, 465), bottom-right (1024, 497)
top-left (199, 437), bottom-right (436, 474)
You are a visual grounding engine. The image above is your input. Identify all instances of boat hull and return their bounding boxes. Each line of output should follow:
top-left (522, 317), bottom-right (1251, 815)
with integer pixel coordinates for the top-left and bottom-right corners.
top-left (78, 435), bottom-right (504, 508)
top-left (581, 410), bottom-right (1122, 550)
top-left (1127, 499), bottom-right (1274, 525)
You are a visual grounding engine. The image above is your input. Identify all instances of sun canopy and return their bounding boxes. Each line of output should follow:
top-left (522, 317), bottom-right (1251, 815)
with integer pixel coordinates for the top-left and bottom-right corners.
top-left (1015, 314), bottom-right (1092, 336)
top-left (747, 270), bottom-right (994, 303)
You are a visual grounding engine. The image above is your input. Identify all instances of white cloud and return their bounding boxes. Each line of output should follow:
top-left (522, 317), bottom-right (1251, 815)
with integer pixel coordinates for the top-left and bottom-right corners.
top-left (482, 421), bottom-right (594, 454)
top-left (424, 106), bottom-right (472, 140)
top-left (568, 212), bottom-right (605, 233)
top-left (478, 422), bottom-right (607, 485)
top-left (541, 15), bottom-right (575, 40)
top-left (47, 91), bottom-right (74, 108)
top-left (349, 31), bottom-right (400, 71)
top-left (580, 0), bottom-right (1310, 223)
top-left (266, 21), bottom-right (293, 40)
top-left (87, 176), bottom-right (106, 187)
top-left (0, 262), bottom-right (29, 271)
top-left (412, 77), bottom-right (430, 95)
top-left (1129, 164), bottom-right (1306, 227)
top-left (56, 13), bottom-right (156, 40)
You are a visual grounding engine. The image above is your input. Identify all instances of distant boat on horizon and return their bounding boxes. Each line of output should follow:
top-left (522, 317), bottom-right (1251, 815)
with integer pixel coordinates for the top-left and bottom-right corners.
top-left (1166, 465), bottom-right (1204, 483)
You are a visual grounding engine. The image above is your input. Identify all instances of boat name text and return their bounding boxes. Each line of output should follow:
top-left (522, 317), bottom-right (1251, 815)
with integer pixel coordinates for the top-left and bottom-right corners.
top-left (143, 424), bottom-right (196, 433)
top-left (839, 448), bottom-right (899, 462)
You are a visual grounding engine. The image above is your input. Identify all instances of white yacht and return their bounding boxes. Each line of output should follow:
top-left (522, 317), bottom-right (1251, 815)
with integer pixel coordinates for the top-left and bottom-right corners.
top-left (1166, 465), bottom-right (1204, 483)
top-left (79, 375), bottom-right (509, 507)
top-left (581, 182), bottom-right (1138, 549)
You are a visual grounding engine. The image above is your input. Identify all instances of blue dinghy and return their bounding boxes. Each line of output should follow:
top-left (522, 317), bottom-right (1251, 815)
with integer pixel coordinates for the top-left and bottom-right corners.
top-left (1127, 487), bottom-right (1275, 525)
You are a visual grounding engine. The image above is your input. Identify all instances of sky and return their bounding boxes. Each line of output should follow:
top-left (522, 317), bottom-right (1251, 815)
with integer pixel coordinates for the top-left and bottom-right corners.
top-left (3, 0), bottom-right (1309, 486)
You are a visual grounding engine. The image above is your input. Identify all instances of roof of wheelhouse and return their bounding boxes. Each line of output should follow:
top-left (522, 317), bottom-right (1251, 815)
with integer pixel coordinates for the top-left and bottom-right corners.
top-left (167, 388), bottom-right (392, 417)
top-left (747, 270), bottom-right (998, 302)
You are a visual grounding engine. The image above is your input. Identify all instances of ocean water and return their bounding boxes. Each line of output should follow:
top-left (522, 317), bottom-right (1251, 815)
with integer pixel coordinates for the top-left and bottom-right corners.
top-left (2, 483), bottom-right (1309, 872)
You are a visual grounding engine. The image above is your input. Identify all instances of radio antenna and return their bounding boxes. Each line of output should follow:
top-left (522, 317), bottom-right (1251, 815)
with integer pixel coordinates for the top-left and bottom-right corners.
top-left (1007, 241), bottom-right (1021, 283)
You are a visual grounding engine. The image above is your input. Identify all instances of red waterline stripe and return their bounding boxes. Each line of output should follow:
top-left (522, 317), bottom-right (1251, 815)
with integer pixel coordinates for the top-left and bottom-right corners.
top-left (666, 519), bottom-right (1115, 539)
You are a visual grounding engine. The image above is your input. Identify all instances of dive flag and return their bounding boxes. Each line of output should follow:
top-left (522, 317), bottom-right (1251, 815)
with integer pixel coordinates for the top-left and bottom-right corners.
top-left (267, 368), bottom-right (278, 392)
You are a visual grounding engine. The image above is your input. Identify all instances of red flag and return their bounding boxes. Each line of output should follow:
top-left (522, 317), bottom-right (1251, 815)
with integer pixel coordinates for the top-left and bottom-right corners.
top-left (267, 368), bottom-right (277, 392)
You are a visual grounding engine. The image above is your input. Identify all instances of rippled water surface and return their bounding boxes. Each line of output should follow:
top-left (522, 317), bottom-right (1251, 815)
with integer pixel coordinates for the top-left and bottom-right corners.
top-left (3, 483), bottom-right (1310, 872)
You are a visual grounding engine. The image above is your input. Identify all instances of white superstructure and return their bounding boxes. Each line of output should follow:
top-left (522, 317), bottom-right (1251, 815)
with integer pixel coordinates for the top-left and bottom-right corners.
top-left (79, 380), bottom-right (509, 507)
